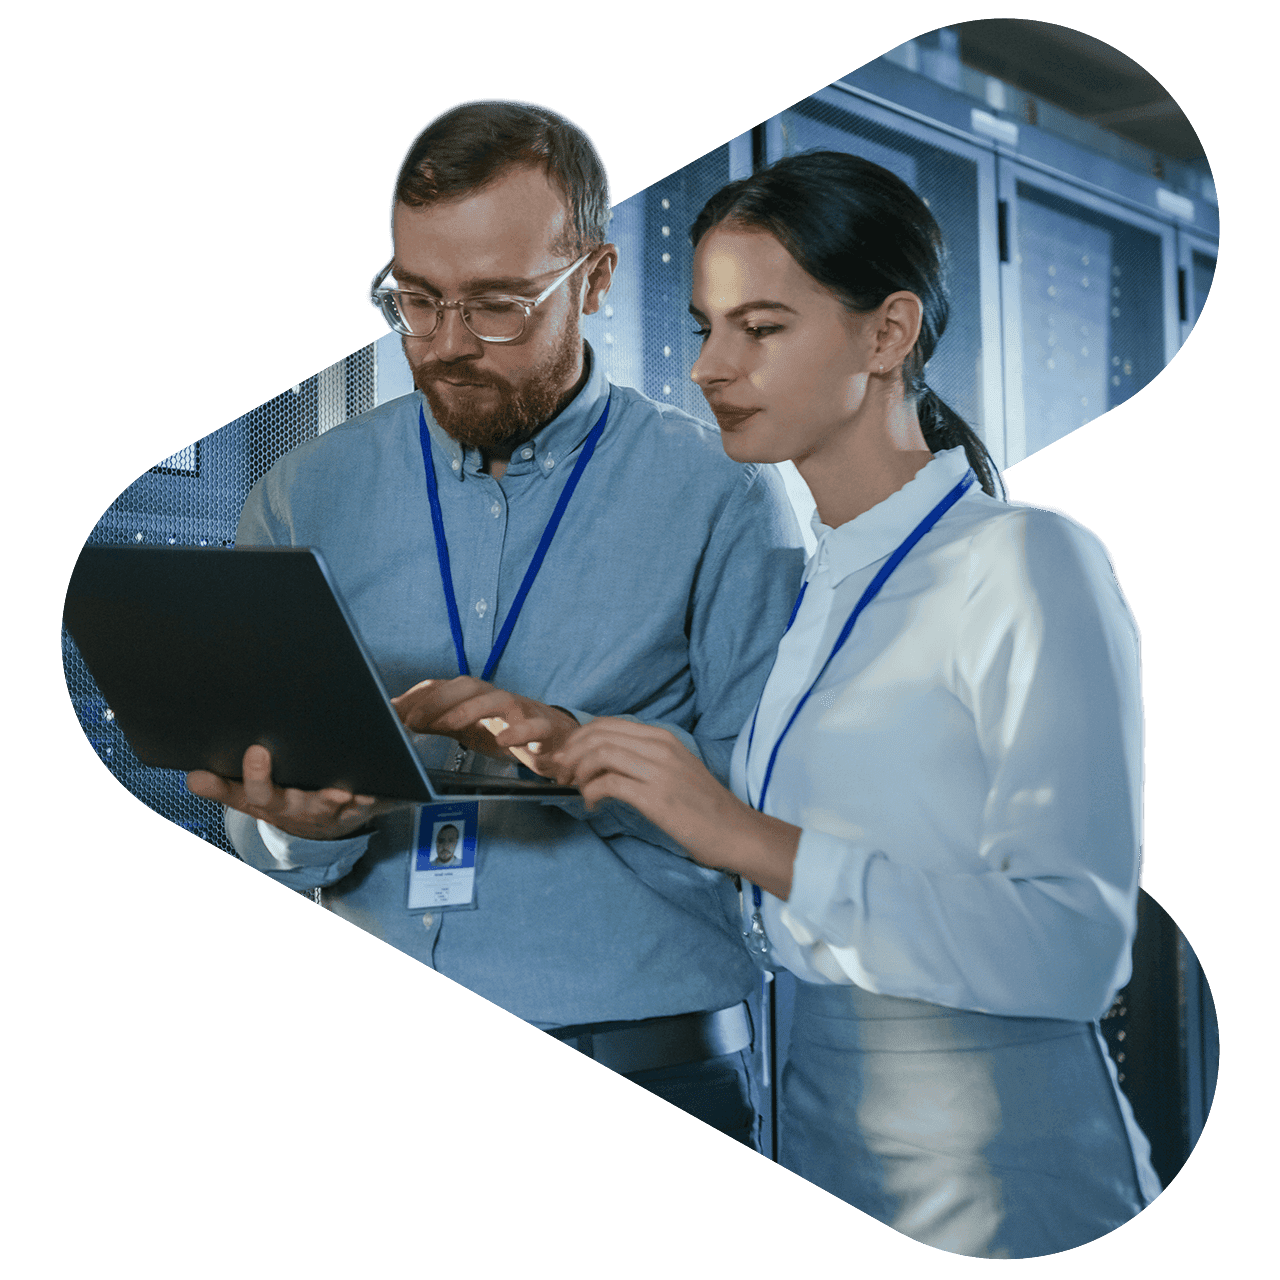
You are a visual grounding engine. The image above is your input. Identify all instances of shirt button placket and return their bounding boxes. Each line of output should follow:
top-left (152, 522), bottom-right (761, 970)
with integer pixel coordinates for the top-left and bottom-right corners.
top-left (471, 482), bottom-right (502, 664)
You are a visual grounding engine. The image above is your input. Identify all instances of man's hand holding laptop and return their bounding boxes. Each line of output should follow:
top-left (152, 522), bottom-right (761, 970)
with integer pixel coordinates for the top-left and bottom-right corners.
top-left (186, 676), bottom-right (579, 839)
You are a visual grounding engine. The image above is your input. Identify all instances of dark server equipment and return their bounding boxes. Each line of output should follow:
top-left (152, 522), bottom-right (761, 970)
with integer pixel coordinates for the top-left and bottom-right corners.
top-left (1100, 893), bottom-right (1219, 1190)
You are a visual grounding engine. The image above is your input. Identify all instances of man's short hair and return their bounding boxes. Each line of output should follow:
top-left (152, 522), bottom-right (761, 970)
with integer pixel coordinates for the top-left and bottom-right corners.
top-left (395, 101), bottom-right (610, 255)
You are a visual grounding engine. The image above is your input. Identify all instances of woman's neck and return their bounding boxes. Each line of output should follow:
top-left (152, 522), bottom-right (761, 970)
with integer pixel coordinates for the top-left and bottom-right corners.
top-left (796, 391), bottom-right (933, 529)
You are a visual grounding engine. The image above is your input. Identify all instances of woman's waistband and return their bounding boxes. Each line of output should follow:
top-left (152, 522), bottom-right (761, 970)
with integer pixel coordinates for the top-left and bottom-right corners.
top-left (790, 978), bottom-right (1094, 1054)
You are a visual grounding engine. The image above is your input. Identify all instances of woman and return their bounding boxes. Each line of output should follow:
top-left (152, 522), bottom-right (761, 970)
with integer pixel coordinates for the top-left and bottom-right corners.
top-left (542, 152), bottom-right (1160, 1257)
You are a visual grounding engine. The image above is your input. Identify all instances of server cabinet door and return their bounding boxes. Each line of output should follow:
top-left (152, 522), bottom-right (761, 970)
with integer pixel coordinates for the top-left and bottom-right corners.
top-left (997, 159), bottom-right (1178, 464)
top-left (1176, 228), bottom-right (1218, 347)
top-left (764, 82), bottom-right (1004, 469)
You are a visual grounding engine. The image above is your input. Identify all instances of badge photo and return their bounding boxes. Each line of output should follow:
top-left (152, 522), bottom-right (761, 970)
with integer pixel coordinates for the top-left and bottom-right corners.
top-left (407, 801), bottom-right (479, 911)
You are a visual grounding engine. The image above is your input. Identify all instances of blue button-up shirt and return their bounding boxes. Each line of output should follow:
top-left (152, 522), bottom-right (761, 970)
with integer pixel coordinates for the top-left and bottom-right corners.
top-left (228, 348), bottom-right (804, 1026)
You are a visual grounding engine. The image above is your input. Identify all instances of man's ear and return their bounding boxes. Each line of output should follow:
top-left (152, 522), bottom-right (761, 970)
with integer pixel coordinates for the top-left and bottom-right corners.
top-left (582, 244), bottom-right (619, 316)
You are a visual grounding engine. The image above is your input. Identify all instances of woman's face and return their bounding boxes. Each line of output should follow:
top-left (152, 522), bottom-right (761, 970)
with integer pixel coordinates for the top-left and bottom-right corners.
top-left (689, 226), bottom-right (880, 468)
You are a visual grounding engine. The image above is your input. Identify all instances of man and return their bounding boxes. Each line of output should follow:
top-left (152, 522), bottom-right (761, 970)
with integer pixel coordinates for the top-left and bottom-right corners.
top-left (433, 824), bottom-right (460, 865)
top-left (188, 102), bottom-right (803, 1146)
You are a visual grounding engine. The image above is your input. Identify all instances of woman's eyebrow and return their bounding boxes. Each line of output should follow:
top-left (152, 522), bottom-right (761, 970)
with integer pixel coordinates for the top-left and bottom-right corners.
top-left (688, 300), bottom-right (798, 321)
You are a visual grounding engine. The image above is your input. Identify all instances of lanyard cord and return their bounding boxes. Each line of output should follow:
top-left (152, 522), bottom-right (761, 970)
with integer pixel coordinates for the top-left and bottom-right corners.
top-left (746, 470), bottom-right (975, 817)
top-left (418, 393), bottom-right (612, 682)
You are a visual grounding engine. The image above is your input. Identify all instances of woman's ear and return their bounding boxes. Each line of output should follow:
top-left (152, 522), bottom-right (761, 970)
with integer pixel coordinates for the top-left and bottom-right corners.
top-left (874, 291), bottom-right (923, 372)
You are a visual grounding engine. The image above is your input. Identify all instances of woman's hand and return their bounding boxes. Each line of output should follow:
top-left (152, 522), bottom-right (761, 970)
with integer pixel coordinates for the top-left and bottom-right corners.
top-left (391, 677), bottom-right (579, 766)
top-left (547, 718), bottom-right (801, 898)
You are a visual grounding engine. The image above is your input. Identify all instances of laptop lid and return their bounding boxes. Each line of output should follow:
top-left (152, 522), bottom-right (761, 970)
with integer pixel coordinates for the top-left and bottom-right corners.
top-left (63, 545), bottom-right (577, 802)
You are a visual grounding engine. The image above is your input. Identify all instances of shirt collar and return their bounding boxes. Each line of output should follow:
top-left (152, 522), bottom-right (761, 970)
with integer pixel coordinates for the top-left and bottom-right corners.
top-left (807, 446), bottom-right (973, 588)
top-left (420, 343), bottom-right (610, 482)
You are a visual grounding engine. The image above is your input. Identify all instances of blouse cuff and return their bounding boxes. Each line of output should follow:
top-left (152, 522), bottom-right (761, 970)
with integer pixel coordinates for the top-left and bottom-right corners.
top-left (783, 828), bottom-right (875, 946)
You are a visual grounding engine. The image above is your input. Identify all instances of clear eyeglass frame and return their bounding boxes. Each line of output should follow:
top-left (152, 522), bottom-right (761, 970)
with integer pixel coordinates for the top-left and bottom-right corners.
top-left (370, 252), bottom-right (591, 343)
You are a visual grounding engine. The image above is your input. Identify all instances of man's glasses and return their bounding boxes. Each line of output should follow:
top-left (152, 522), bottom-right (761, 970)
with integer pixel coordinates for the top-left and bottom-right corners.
top-left (370, 253), bottom-right (590, 343)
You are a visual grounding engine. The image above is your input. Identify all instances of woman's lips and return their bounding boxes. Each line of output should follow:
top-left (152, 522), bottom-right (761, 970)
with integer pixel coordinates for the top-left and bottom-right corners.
top-left (709, 405), bottom-right (761, 431)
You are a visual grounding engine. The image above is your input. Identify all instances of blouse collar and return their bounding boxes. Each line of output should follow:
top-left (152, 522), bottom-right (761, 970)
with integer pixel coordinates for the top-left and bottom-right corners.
top-left (807, 447), bottom-right (973, 589)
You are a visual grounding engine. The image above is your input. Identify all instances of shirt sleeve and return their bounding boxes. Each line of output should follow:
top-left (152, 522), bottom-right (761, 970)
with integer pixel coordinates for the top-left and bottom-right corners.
top-left (236, 467), bottom-right (289, 547)
top-left (549, 462), bottom-right (805, 855)
top-left (227, 810), bottom-right (373, 892)
top-left (781, 508), bottom-right (1143, 1022)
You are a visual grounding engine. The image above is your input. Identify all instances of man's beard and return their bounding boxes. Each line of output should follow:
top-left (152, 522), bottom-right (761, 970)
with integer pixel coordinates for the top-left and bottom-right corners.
top-left (407, 321), bottom-right (582, 454)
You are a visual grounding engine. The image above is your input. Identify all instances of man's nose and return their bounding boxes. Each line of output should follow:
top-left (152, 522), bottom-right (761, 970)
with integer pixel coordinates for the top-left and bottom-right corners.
top-left (433, 305), bottom-right (485, 360)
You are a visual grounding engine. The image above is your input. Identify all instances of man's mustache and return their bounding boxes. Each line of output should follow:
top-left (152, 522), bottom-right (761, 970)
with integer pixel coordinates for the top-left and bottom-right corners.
top-left (414, 363), bottom-right (511, 394)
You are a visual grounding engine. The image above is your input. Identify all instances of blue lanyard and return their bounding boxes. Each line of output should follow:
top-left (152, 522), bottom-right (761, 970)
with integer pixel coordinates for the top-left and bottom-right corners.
top-left (745, 470), bottom-right (975, 816)
top-left (418, 394), bottom-right (611, 682)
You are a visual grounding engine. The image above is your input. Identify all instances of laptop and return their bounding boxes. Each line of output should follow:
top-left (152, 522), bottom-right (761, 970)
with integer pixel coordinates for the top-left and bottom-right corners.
top-left (63, 545), bottom-right (578, 802)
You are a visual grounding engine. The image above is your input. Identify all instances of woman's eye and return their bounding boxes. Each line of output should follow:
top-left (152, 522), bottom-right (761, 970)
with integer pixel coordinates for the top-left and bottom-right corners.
top-left (745, 325), bottom-right (782, 339)
top-left (691, 325), bottom-right (710, 342)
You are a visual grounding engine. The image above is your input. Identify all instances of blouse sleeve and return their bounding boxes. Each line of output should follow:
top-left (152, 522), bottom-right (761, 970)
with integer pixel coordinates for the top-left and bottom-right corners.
top-left (781, 508), bottom-right (1143, 1022)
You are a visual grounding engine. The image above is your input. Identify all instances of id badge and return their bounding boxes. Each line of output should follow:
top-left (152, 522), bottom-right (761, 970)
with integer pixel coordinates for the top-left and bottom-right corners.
top-left (407, 802), bottom-right (479, 911)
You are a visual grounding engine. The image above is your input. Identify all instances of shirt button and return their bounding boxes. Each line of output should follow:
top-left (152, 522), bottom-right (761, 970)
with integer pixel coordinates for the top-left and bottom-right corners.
top-left (475, 599), bottom-right (488, 618)
top-left (421, 913), bottom-right (434, 930)
top-left (543, 457), bottom-right (555, 470)
top-left (490, 502), bottom-right (501, 518)
top-left (451, 459), bottom-right (461, 471)
top-left (521, 447), bottom-right (534, 459)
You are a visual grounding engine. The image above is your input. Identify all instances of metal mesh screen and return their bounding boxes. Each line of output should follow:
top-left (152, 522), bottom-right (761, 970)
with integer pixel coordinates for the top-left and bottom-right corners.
top-left (1014, 182), bottom-right (1164, 455)
top-left (63, 346), bottom-right (378, 854)
top-left (583, 143), bottom-right (734, 417)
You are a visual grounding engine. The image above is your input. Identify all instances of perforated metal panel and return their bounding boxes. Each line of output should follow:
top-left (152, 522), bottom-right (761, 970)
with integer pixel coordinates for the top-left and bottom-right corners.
top-left (63, 347), bottom-right (378, 853)
top-left (1011, 181), bottom-right (1165, 455)
top-left (583, 142), bottom-right (736, 418)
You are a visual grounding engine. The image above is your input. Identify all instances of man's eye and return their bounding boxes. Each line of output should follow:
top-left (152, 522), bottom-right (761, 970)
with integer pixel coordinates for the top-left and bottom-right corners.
top-left (466, 299), bottom-right (522, 316)
top-left (401, 295), bottom-right (440, 314)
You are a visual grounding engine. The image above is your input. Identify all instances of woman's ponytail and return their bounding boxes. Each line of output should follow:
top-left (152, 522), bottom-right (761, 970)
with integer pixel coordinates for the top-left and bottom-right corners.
top-left (917, 386), bottom-right (1005, 500)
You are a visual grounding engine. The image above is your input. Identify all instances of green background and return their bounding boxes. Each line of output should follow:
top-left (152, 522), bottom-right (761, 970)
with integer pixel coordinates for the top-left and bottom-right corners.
top-left (12, 5), bottom-right (1269, 1274)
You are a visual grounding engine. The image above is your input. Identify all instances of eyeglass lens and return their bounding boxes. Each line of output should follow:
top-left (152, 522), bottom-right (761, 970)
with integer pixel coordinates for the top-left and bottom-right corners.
top-left (386, 295), bottom-right (527, 341)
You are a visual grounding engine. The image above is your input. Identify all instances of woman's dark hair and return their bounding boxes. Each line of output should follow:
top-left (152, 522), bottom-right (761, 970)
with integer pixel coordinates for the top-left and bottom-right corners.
top-left (691, 151), bottom-right (1003, 498)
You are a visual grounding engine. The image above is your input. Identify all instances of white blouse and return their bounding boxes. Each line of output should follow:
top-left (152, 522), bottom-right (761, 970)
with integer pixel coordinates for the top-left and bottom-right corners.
top-left (731, 448), bottom-right (1143, 1023)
